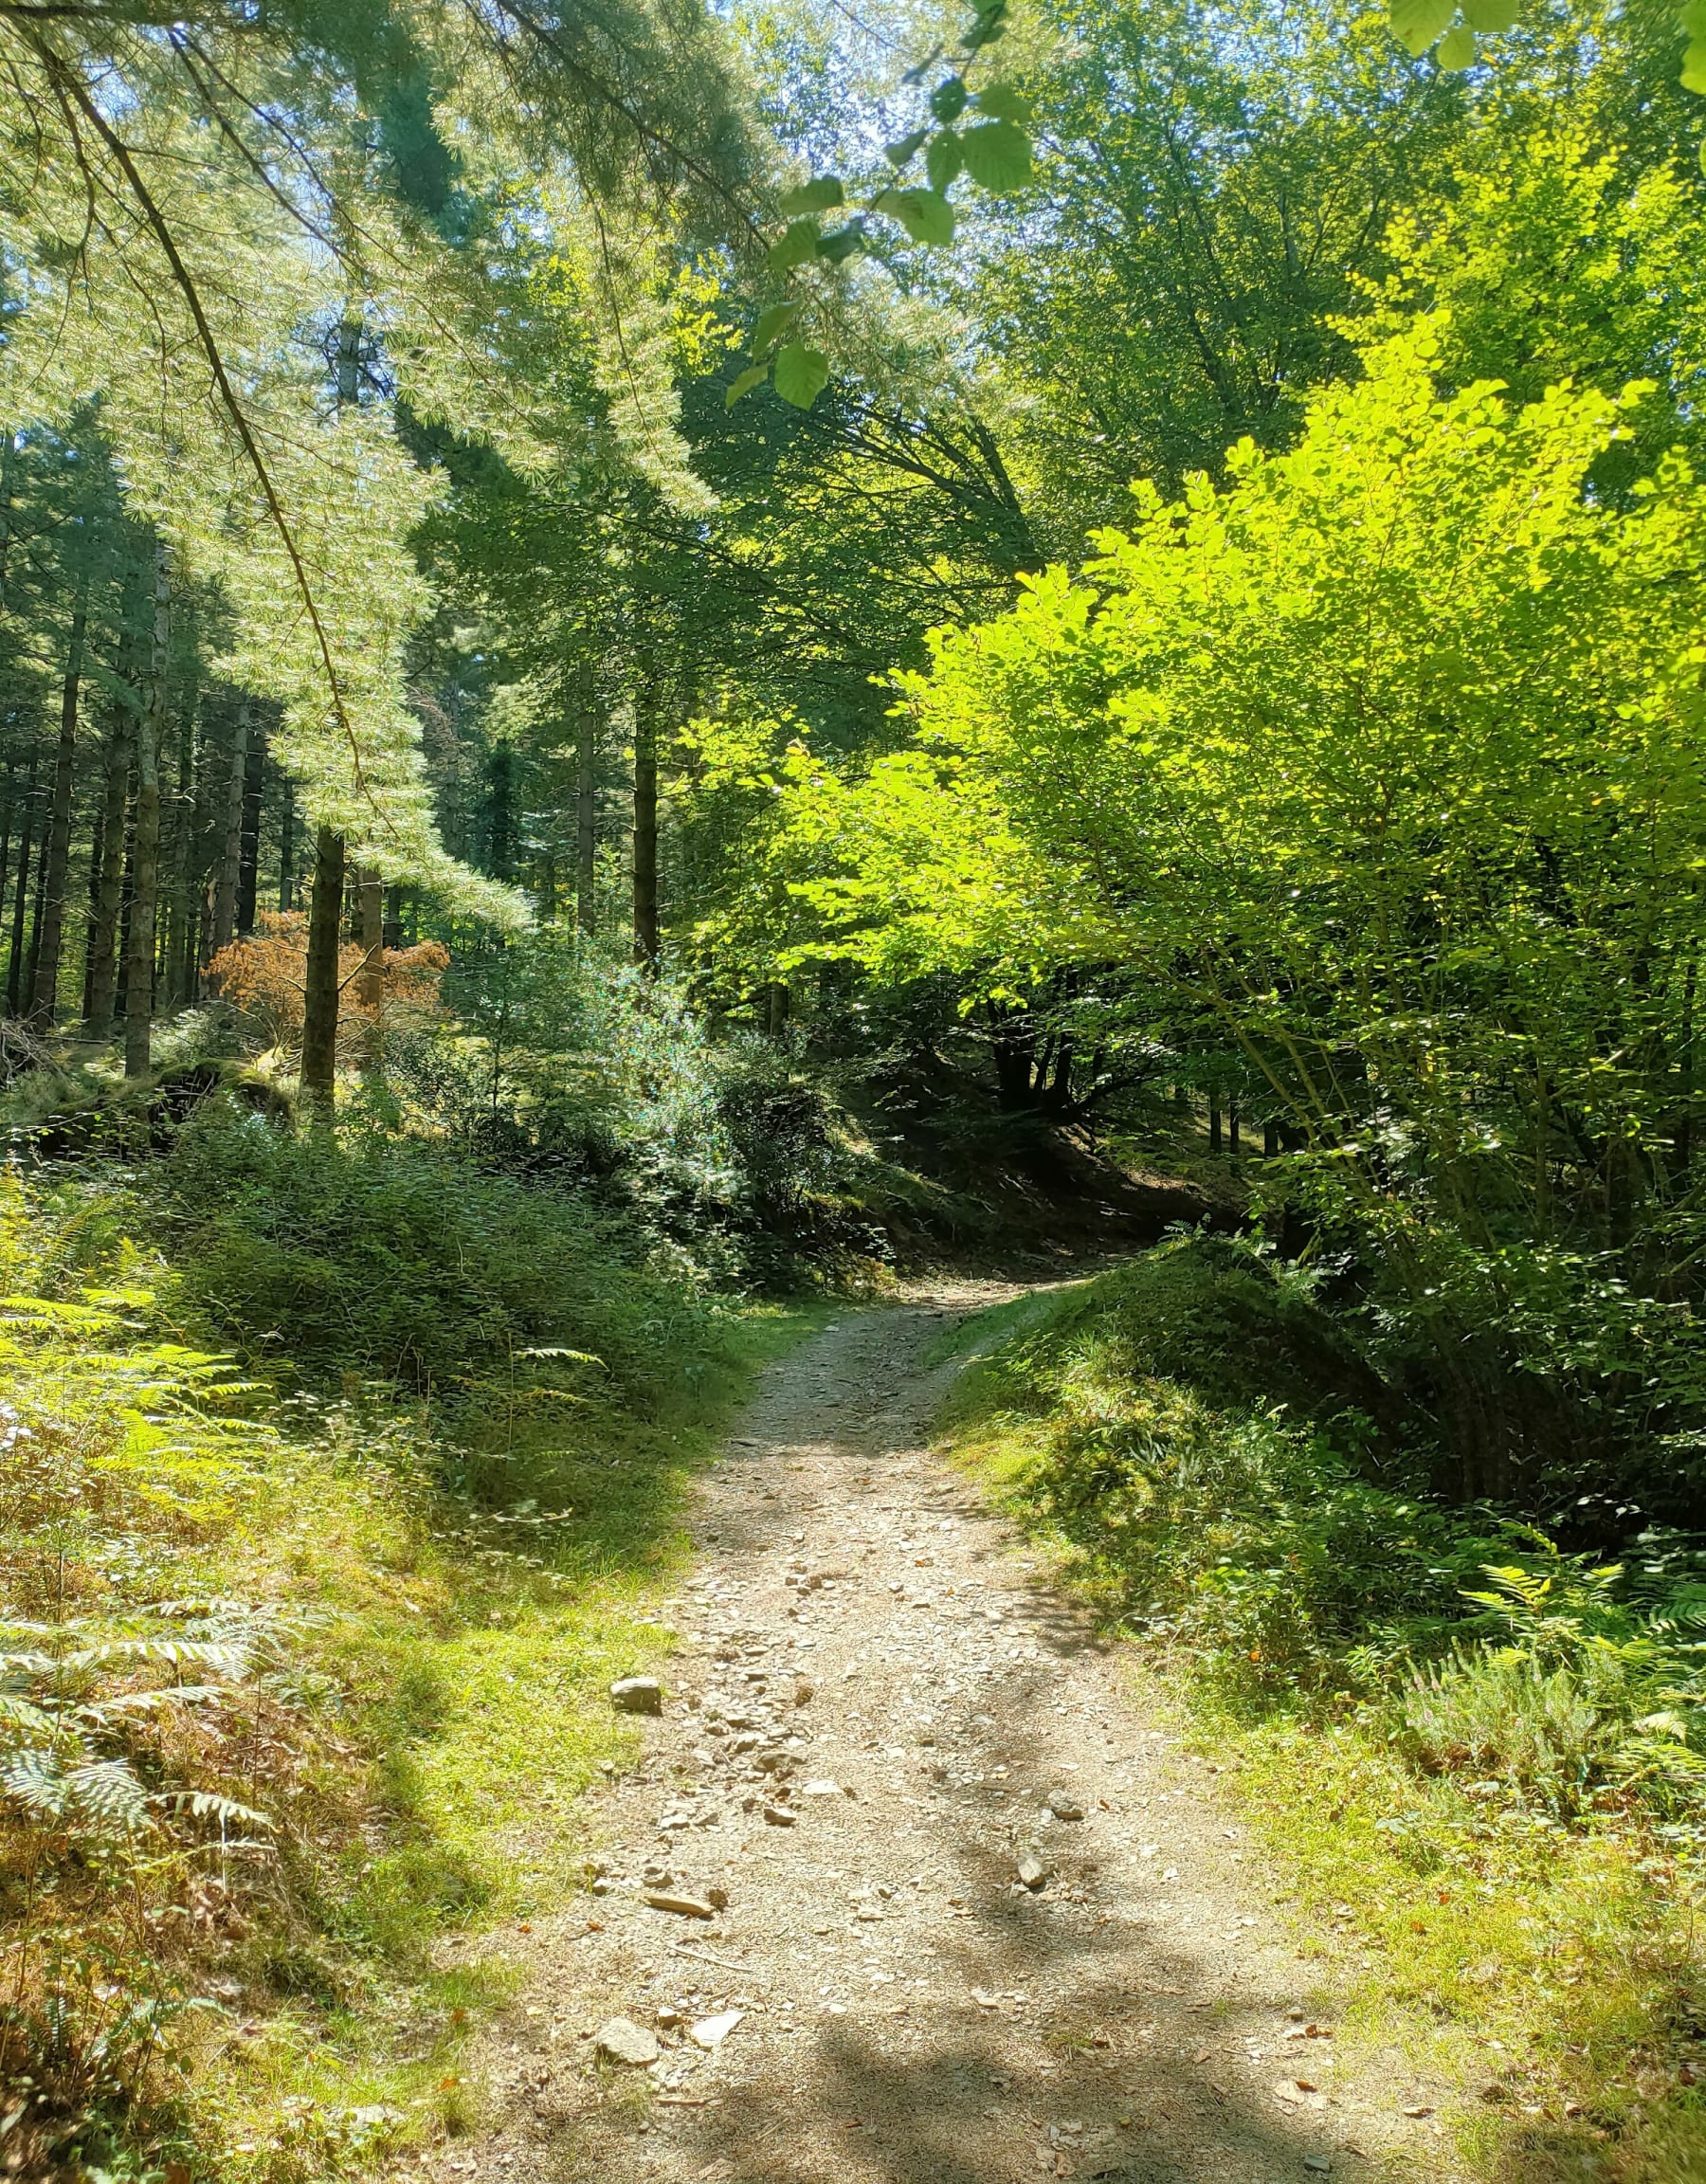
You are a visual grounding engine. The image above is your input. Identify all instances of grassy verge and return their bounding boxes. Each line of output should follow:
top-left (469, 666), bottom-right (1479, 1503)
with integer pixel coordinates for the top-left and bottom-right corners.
top-left (932, 1242), bottom-right (1706, 2184)
top-left (0, 1119), bottom-right (826, 2183)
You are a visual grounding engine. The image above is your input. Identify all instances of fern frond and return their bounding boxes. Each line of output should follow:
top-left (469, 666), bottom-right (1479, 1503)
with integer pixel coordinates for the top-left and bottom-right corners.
top-left (161, 1787), bottom-right (273, 1829)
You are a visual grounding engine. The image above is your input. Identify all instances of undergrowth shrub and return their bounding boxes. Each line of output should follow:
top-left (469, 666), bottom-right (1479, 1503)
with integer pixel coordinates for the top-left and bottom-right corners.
top-left (946, 1236), bottom-right (1706, 1823)
top-left (401, 933), bottom-right (899, 1283)
top-left (0, 1203), bottom-right (348, 2176)
top-left (143, 1101), bottom-right (727, 1414)
top-left (0, 1123), bottom-right (761, 2176)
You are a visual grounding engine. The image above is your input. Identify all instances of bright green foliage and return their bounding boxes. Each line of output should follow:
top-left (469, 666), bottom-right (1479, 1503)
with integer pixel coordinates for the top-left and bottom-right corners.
top-left (772, 341), bottom-right (831, 409)
top-left (770, 319), bottom-right (1706, 1488)
top-left (1353, 125), bottom-right (1706, 472)
top-left (736, 0), bottom-right (1036, 401)
top-left (972, 0), bottom-right (1464, 534)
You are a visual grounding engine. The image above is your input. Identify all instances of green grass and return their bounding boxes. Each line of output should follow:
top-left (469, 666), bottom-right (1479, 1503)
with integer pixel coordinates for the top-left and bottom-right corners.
top-left (0, 1141), bottom-right (829, 2183)
top-left (934, 1241), bottom-right (1706, 2184)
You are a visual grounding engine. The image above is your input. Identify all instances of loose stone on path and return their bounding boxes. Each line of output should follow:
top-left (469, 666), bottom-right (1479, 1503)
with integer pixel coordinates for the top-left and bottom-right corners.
top-left (431, 1288), bottom-right (1456, 2184)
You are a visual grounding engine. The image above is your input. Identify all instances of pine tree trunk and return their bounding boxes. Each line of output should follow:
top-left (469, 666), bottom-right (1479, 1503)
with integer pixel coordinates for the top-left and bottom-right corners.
top-left (576, 680), bottom-right (597, 937)
top-left (123, 546), bottom-right (170, 1078)
top-left (237, 722), bottom-right (263, 934)
top-left (23, 787), bottom-right (48, 1013)
top-left (164, 679), bottom-right (200, 1009)
top-left (0, 746), bottom-right (17, 954)
top-left (278, 774), bottom-right (296, 911)
top-left (6, 744), bottom-right (40, 1019)
top-left (356, 864), bottom-right (384, 1074)
top-left (27, 600), bottom-right (86, 1026)
top-left (209, 696), bottom-right (249, 958)
top-left (300, 825), bottom-right (344, 1119)
top-left (84, 703), bottom-right (131, 1036)
top-left (487, 746), bottom-right (514, 881)
top-left (633, 694), bottom-right (659, 972)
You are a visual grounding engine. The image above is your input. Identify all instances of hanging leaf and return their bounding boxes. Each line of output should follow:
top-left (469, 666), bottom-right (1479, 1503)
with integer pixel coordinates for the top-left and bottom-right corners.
top-left (959, 119), bottom-right (1032, 191)
top-left (726, 364), bottom-right (771, 410)
top-left (1460, 0), bottom-right (1518, 27)
top-left (885, 128), bottom-right (930, 167)
top-left (1684, 35), bottom-right (1706, 89)
top-left (1388, 0), bottom-right (1455, 52)
top-left (974, 81), bottom-right (1034, 121)
top-left (963, 0), bottom-right (1009, 50)
top-left (751, 300), bottom-right (800, 358)
top-left (876, 188), bottom-right (957, 246)
top-left (1436, 23), bottom-right (1477, 65)
top-left (773, 343), bottom-right (830, 409)
top-left (778, 176), bottom-right (845, 217)
top-left (930, 75), bottom-right (969, 121)
top-left (927, 132), bottom-right (964, 191)
top-left (767, 220), bottom-right (821, 272)
top-left (818, 220), bottom-right (867, 264)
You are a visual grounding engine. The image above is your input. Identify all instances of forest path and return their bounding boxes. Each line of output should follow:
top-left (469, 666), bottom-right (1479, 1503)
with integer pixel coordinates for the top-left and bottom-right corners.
top-left (415, 1286), bottom-right (1456, 2184)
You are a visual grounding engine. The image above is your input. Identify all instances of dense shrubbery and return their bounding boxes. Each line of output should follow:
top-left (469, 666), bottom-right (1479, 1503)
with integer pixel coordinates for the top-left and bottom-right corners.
top-left (0, 1083), bottom-right (780, 2176)
top-left (947, 1240), bottom-right (1706, 1826)
top-left (147, 1099), bottom-right (724, 1409)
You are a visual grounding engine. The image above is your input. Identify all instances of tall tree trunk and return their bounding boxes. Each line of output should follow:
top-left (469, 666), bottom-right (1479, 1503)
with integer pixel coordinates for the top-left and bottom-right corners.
top-left (300, 825), bottom-right (344, 1119)
top-left (123, 546), bottom-right (170, 1078)
top-left (487, 745), bottom-right (514, 882)
top-left (85, 700), bottom-right (132, 1036)
top-left (27, 600), bottom-right (86, 1026)
top-left (237, 720), bottom-right (264, 935)
top-left (6, 743), bottom-right (40, 1019)
top-left (355, 864), bottom-right (384, 1075)
top-left (0, 435), bottom-right (17, 613)
top-left (0, 746), bottom-right (17, 956)
top-left (209, 696), bottom-right (249, 958)
top-left (575, 676), bottom-right (597, 937)
top-left (22, 787), bottom-right (48, 1014)
top-left (633, 692), bottom-right (659, 972)
top-left (278, 773), bottom-right (296, 911)
top-left (81, 805), bottom-right (102, 1023)
top-left (164, 678), bottom-right (200, 1009)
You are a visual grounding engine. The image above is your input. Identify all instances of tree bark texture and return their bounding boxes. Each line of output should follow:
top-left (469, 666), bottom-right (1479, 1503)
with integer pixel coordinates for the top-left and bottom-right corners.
top-left (209, 696), bottom-right (249, 958)
top-left (6, 744), bottom-right (39, 1018)
top-left (300, 824), bottom-right (345, 1119)
top-left (123, 545), bottom-right (171, 1078)
top-left (356, 864), bottom-right (384, 1074)
top-left (85, 701), bottom-right (131, 1035)
top-left (27, 600), bottom-right (86, 1025)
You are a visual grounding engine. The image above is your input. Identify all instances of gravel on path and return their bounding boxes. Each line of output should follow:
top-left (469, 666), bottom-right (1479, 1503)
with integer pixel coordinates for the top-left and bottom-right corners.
top-left (402, 1285), bottom-right (1459, 2184)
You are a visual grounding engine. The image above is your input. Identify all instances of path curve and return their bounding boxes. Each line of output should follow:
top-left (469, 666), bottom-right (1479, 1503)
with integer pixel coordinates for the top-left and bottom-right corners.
top-left (417, 1286), bottom-right (1455, 2184)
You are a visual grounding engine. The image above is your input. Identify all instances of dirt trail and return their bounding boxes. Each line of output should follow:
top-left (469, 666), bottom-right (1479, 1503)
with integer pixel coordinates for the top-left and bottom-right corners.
top-left (414, 1286), bottom-right (1457, 2184)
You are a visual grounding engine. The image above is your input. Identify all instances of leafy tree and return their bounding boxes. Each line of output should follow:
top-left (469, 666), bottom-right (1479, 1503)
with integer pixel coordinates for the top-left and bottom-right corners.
top-left (970, 0), bottom-right (1464, 531)
top-left (762, 318), bottom-right (1706, 1500)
